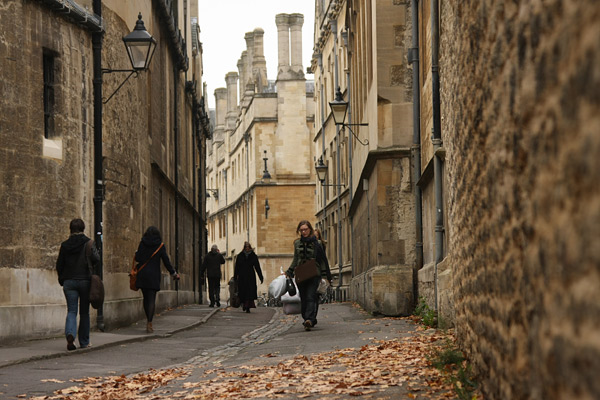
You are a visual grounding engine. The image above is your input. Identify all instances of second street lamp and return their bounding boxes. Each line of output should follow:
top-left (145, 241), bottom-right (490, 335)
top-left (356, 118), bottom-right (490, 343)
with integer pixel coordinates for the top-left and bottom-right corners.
top-left (328, 87), bottom-right (369, 146)
top-left (315, 156), bottom-right (343, 187)
top-left (329, 89), bottom-right (348, 126)
top-left (262, 150), bottom-right (272, 183)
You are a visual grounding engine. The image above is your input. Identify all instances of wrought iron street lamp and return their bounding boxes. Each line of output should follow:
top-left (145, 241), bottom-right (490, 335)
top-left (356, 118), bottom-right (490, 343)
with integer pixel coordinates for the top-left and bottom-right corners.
top-left (329, 90), bottom-right (348, 126)
top-left (102, 13), bottom-right (156, 104)
top-left (328, 87), bottom-right (369, 146)
top-left (123, 13), bottom-right (157, 71)
top-left (262, 150), bottom-right (272, 218)
top-left (315, 156), bottom-right (328, 183)
top-left (315, 156), bottom-right (344, 187)
top-left (262, 150), bottom-right (272, 183)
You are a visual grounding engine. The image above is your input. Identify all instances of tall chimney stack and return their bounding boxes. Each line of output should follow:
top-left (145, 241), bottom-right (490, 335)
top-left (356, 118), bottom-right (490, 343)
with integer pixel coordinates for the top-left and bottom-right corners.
top-left (225, 72), bottom-right (238, 130)
top-left (275, 14), bottom-right (290, 78)
top-left (289, 14), bottom-right (304, 77)
top-left (252, 28), bottom-right (268, 91)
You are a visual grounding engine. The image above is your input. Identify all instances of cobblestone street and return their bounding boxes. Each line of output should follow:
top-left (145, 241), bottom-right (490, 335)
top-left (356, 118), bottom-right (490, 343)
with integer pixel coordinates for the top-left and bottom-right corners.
top-left (6, 303), bottom-right (466, 400)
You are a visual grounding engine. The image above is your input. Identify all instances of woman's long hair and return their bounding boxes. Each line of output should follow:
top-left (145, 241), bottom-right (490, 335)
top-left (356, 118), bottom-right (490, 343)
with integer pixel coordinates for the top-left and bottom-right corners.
top-left (314, 228), bottom-right (327, 251)
top-left (143, 226), bottom-right (162, 240)
top-left (296, 220), bottom-right (314, 236)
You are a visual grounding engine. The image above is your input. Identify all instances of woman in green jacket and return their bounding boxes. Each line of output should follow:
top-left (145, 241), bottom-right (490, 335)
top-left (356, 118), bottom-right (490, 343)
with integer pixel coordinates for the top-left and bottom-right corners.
top-left (286, 220), bottom-right (332, 331)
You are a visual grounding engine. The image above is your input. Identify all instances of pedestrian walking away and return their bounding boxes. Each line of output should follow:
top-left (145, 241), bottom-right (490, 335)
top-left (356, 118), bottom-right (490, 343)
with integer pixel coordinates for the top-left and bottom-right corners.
top-left (134, 226), bottom-right (180, 333)
top-left (286, 220), bottom-right (332, 331)
top-left (234, 242), bottom-right (264, 312)
top-left (200, 244), bottom-right (225, 307)
top-left (56, 218), bottom-right (100, 350)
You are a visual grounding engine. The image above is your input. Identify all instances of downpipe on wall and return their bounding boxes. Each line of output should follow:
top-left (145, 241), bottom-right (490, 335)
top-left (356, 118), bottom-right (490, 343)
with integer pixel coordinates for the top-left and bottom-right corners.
top-left (331, 19), bottom-right (344, 297)
top-left (431, 0), bottom-right (444, 312)
top-left (410, 0), bottom-right (423, 308)
top-left (92, 0), bottom-right (105, 331)
top-left (174, 65), bottom-right (180, 305)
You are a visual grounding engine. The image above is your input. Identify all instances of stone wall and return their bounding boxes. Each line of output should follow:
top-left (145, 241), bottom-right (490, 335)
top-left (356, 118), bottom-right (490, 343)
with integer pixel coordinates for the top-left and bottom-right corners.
top-left (0, 1), bottom-right (95, 341)
top-left (439, 1), bottom-right (600, 398)
top-left (350, 156), bottom-right (415, 315)
top-left (0, 2), bottom-right (203, 340)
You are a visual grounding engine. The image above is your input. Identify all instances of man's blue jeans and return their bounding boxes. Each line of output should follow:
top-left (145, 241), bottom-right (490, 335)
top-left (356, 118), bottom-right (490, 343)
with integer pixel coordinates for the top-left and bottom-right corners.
top-left (63, 279), bottom-right (91, 348)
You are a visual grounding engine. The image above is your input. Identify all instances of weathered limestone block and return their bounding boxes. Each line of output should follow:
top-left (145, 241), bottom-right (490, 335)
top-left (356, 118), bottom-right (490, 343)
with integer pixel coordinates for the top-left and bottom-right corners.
top-left (351, 264), bottom-right (414, 316)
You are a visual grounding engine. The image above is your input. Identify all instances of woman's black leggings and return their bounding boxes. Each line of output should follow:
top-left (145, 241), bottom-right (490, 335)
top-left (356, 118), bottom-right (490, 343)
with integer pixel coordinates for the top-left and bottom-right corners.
top-left (141, 288), bottom-right (158, 322)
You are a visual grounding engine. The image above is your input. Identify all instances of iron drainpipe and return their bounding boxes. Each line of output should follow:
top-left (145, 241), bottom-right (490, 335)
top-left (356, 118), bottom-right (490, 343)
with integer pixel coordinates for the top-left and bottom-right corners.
top-left (191, 95), bottom-right (197, 304)
top-left (342, 29), bottom-right (354, 279)
top-left (224, 169), bottom-right (228, 257)
top-left (92, 0), bottom-right (104, 331)
top-left (318, 54), bottom-right (326, 212)
top-left (198, 121), bottom-right (206, 303)
top-left (431, 0), bottom-right (444, 312)
top-left (174, 66), bottom-right (180, 304)
top-left (331, 19), bottom-right (343, 297)
top-left (245, 133), bottom-right (250, 242)
top-left (191, 110), bottom-right (197, 303)
top-left (410, 0), bottom-right (423, 307)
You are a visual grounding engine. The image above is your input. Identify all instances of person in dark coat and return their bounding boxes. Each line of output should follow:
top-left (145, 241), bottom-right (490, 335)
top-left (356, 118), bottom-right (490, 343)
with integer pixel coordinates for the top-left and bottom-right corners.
top-left (200, 244), bottom-right (225, 307)
top-left (56, 218), bottom-right (100, 350)
top-left (234, 242), bottom-right (263, 312)
top-left (134, 226), bottom-right (179, 333)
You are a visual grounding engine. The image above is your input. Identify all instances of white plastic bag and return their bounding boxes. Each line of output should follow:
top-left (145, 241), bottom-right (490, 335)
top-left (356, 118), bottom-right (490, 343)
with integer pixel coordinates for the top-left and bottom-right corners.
top-left (268, 268), bottom-right (287, 299)
top-left (317, 278), bottom-right (328, 295)
top-left (282, 301), bottom-right (301, 315)
top-left (281, 278), bottom-right (301, 315)
top-left (281, 279), bottom-right (300, 302)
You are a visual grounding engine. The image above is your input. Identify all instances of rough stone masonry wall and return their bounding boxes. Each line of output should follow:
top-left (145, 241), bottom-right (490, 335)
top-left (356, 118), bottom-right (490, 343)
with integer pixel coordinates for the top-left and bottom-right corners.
top-left (441, 1), bottom-right (600, 399)
top-left (0, 1), bottom-right (95, 341)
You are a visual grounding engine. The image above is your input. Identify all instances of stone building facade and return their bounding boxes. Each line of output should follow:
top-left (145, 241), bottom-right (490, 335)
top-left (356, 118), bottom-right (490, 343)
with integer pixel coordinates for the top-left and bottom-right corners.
top-left (311, 0), bottom-right (416, 314)
top-left (414, 1), bottom-right (600, 398)
top-left (205, 14), bottom-right (316, 299)
top-left (0, 0), bottom-right (209, 342)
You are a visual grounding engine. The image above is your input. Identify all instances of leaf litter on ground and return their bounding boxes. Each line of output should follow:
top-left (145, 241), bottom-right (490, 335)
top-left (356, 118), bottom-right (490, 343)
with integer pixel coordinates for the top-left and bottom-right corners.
top-left (26, 315), bottom-right (470, 400)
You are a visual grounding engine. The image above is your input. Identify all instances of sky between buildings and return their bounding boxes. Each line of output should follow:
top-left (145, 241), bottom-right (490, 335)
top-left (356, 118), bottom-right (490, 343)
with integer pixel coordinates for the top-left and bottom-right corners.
top-left (197, 0), bottom-right (316, 110)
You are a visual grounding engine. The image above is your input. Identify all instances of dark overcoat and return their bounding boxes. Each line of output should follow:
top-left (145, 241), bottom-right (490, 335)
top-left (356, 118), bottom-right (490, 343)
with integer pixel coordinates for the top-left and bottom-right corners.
top-left (200, 251), bottom-right (225, 279)
top-left (234, 251), bottom-right (263, 302)
top-left (135, 236), bottom-right (176, 291)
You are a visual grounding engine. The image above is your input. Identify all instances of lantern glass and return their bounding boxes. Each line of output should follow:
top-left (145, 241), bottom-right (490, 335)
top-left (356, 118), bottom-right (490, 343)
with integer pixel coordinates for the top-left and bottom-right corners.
top-left (123, 13), bottom-right (157, 71)
top-left (329, 88), bottom-right (348, 125)
top-left (315, 157), bottom-right (328, 182)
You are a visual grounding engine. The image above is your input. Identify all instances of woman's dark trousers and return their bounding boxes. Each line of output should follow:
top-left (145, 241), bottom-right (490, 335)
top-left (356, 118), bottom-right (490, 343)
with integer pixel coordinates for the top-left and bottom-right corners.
top-left (298, 276), bottom-right (321, 326)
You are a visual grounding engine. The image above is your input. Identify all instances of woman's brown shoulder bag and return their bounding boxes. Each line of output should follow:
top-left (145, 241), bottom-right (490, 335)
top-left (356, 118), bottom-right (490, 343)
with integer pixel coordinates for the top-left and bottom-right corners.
top-left (294, 258), bottom-right (319, 284)
top-left (129, 243), bottom-right (164, 291)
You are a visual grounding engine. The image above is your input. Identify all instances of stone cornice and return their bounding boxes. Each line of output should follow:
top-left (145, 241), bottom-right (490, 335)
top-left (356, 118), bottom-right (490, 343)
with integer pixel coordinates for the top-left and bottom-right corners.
top-left (310, 0), bottom-right (344, 73)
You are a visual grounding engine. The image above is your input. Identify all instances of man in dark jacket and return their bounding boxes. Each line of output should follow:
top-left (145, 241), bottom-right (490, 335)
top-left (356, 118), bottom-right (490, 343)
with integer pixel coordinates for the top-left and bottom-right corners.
top-left (56, 218), bottom-right (99, 350)
top-left (200, 245), bottom-right (225, 307)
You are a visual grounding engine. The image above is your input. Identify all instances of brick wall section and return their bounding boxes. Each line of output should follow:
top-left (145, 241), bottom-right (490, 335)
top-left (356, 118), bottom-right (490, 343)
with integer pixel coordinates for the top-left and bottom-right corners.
top-left (440, 1), bottom-right (600, 398)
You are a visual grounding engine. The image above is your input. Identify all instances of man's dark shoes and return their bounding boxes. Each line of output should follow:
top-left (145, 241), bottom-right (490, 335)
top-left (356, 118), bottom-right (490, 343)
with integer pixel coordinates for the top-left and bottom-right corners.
top-left (209, 303), bottom-right (214, 308)
top-left (216, 301), bottom-right (221, 307)
top-left (303, 320), bottom-right (312, 331)
top-left (66, 334), bottom-right (76, 351)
